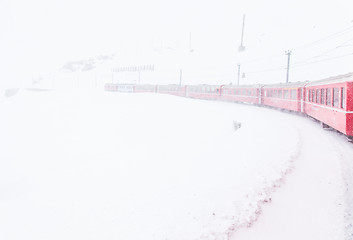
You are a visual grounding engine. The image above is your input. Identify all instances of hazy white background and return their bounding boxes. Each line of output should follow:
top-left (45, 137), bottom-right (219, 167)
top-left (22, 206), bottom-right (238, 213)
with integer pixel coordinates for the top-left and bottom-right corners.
top-left (1, 1), bottom-right (353, 239)
top-left (1, 0), bottom-right (353, 88)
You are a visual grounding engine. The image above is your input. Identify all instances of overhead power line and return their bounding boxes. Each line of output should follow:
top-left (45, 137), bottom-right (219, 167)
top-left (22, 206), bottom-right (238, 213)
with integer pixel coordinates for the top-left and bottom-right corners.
top-left (244, 51), bottom-right (353, 76)
top-left (241, 24), bottom-right (353, 65)
top-left (292, 25), bottom-right (353, 51)
top-left (291, 52), bottom-right (353, 68)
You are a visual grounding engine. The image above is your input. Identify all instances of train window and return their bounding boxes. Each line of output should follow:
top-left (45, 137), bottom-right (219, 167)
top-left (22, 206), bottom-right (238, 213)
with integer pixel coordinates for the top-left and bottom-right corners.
top-left (307, 90), bottom-right (310, 101)
top-left (341, 87), bottom-right (346, 109)
top-left (326, 88), bottom-right (331, 106)
top-left (278, 90), bottom-right (282, 98)
top-left (321, 89), bottom-right (325, 104)
top-left (290, 89), bottom-right (297, 99)
top-left (333, 88), bottom-right (339, 107)
top-left (316, 89), bottom-right (320, 103)
top-left (284, 90), bottom-right (289, 99)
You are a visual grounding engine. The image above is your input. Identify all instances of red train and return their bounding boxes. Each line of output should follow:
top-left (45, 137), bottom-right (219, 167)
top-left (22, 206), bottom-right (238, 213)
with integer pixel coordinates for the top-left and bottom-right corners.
top-left (104, 72), bottom-right (353, 138)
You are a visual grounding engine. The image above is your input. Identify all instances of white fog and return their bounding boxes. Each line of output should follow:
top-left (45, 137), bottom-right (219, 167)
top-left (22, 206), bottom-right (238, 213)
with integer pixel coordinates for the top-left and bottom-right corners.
top-left (1, 0), bottom-right (353, 239)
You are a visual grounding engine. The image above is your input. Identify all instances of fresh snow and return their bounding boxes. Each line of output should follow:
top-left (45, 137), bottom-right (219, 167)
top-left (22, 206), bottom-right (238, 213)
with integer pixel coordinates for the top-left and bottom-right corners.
top-left (0, 90), bottom-right (352, 240)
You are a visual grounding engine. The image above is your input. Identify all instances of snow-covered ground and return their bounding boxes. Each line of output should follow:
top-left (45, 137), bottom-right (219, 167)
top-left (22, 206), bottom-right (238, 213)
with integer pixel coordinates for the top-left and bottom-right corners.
top-left (0, 89), bottom-right (352, 240)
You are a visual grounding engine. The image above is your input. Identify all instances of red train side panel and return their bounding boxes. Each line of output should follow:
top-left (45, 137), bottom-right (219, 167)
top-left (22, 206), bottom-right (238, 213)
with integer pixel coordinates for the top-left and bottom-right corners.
top-left (220, 85), bottom-right (261, 105)
top-left (346, 81), bottom-right (353, 136)
top-left (187, 85), bottom-right (221, 100)
top-left (262, 83), bottom-right (305, 113)
top-left (304, 73), bottom-right (353, 137)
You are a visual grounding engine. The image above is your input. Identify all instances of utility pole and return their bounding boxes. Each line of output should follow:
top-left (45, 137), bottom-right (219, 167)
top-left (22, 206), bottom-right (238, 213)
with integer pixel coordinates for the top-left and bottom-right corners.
top-left (237, 64), bottom-right (241, 85)
top-left (285, 50), bottom-right (291, 83)
top-left (237, 14), bottom-right (246, 85)
top-left (239, 14), bottom-right (246, 52)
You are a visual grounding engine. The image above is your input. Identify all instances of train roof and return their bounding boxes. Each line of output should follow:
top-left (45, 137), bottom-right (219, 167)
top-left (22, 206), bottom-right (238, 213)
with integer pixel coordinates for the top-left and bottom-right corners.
top-left (262, 81), bottom-right (307, 88)
top-left (238, 72), bottom-right (353, 88)
top-left (305, 72), bottom-right (353, 86)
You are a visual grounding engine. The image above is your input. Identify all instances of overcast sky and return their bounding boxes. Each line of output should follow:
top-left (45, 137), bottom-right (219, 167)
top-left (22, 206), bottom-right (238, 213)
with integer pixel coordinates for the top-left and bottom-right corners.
top-left (1, 0), bottom-right (353, 87)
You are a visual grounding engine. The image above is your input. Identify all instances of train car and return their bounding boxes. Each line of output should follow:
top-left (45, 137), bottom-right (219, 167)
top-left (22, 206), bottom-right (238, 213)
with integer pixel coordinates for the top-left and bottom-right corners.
top-left (220, 85), bottom-right (262, 105)
top-left (134, 84), bottom-right (157, 93)
top-left (157, 84), bottom-right (187, 97)
top-left (304, 73), bottom-right (353, 137)
top-left (187, 85), bottom-right (221, 100)
top-left (262, 82), bottom-right (306, 113)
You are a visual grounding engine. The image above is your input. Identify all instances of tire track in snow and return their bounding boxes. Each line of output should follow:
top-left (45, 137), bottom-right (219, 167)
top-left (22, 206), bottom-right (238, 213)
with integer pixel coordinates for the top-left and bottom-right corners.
top-left (230, 115), bottom-right (347, 240)
top-left (226, 123), bottom-right (302, 239)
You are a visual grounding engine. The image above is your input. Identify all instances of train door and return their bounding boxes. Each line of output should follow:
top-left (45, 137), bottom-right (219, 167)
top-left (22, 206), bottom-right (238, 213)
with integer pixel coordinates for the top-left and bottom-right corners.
top-left (300, 88), bottom-right (304, 113)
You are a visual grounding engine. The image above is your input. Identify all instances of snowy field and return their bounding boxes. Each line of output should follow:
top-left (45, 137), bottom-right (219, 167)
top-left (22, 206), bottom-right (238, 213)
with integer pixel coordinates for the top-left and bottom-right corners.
top-left (0, 90), bottom-right (353, 240)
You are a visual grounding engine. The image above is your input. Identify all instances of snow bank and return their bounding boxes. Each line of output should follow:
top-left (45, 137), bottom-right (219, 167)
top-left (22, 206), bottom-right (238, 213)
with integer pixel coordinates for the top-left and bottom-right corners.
top-left (0, 90), bottom-right (344, 240)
